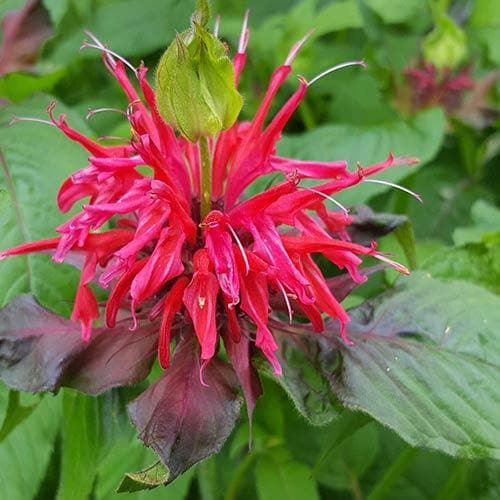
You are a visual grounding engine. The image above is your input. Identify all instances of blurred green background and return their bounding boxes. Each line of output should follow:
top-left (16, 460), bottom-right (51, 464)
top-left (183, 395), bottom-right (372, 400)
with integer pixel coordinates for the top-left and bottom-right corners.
top-left (0, 0), bottom-right (499, 499)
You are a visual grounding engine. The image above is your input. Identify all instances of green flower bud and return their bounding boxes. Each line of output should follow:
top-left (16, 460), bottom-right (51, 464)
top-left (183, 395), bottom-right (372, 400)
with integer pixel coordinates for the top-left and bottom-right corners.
top-left (155, 1), bottom-right (243, 143)
top-left (423, 15), bottom-right (467, 71)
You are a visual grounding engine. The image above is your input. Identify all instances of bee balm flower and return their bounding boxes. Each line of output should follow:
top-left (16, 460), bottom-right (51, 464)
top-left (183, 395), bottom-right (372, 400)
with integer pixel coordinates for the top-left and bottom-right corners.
top-left (0, 9), bottom-right (418, 483)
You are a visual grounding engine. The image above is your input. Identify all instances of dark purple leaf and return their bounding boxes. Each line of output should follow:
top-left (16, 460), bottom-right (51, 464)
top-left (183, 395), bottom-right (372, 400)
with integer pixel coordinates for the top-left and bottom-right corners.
top-left (0, 0), bottom-right (53, 75)
top-left (128, 336), bottom-right (241, 483)
top-left (348, 206), bottom-right (407, 245)
top-left (0, 294), bottom-right (158, 394)
top-left (326, 264), bottom-right (386, 302)
top-left (222, 325), bottom-right (262, 422)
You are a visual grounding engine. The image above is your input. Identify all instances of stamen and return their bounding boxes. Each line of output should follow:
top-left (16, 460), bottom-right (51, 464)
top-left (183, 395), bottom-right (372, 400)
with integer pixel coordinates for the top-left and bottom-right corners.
top-left (284, 29), bottom-right (314, 66)
top-left (213, 15), bottom-right (221, 38)
top-left (86, 107), bottom-right (127, 120)
top-left (129, 300), bottom-right (138, 331)
top-left (374, 254), bottom-right (410, 275)
top-left (81, 32), bottom-right (138, 76)
top-left (227, 223), bottom-right (250, 274)
top-left (307, 60), bottom-right (366, 87)
top-left (9, 116), bottom-right (55, 127)
top-left (299, 186), bottom-right (350, 214)
top-left (96, 135), bottom-right (129, 142)
top-left (199, 359), bottom-right (210, 387)
top-left (363, 179), bottom-right (423, 203)
top-left (277, 280), bottom-right (293, 324)
top-left (238, 10), bottom-right (250, 53)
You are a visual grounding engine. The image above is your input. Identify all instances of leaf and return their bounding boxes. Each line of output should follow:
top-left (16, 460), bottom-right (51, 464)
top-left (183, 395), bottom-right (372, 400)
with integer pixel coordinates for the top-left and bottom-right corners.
top-left (116, 461), bottom-right (169, 493)
top-left (0, 390), bottom-right (61, 500)
top-left (348, 205), bottom-right (408, 246)
top-left (0, 0), bottom-right (53, 75)
top-left (330, 272), bottom-right (500, 458)
top-left (364, 0), bottom-right (428, 24)
top-left (452, 200), bottom-right (500, 246)
top-left (0, 294), bottom-right (158, 394)
top-left (255, 448), bottom-right (320, 500)
top-left (43, 0), bottom-right (192, 64)
top-left (0, 94), bottom-right (88, 315)
top-left (0, 390), bottom-right (38, 442)
top-left (57, 390), bottom-right (101, 500)
top-left (278, 108), bottom-right (446, 206)
top-left (128, 337), bottom-right (241, 483)
top-left (421, 242), bottom-right (500, 294)
top-left (267, 322), bottom-right (342, 426)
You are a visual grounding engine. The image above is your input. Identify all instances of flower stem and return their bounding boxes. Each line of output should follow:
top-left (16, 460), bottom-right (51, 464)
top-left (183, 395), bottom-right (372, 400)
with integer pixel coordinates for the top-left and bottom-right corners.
top-left (199, 135), bottom-right (212, 220)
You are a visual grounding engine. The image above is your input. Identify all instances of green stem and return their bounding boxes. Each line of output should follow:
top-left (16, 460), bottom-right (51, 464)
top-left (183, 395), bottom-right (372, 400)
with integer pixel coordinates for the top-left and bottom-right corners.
top-left (224, 451), bottom-right (258, 500)
top-left (199, 135), bottom-right (212, 221)
top-left (367, 447), bottom-right (419, 500)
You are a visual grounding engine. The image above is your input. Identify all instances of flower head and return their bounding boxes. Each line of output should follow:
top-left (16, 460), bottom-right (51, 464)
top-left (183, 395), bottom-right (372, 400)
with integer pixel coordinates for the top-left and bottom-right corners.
top-left (1, 19), bottom-right (416, 382)
top-left (404, 62), bottom-right (473, 113)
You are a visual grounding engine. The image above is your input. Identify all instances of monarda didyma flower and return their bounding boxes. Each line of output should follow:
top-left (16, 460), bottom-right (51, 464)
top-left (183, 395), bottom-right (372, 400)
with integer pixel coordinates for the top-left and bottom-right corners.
top-left (0, 5), bottom-right (418, 482)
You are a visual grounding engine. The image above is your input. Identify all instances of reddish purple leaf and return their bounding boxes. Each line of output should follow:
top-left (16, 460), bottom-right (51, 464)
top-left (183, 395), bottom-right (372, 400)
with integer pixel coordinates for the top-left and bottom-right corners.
top-left (348, 206), bottom-right (407, 246)
top-left (128, 336), bottom-right (241, 482)
top-left (0, 0), bottom-right (53, 75)
top-left (0, 294), bottom-right (158, 394)
top-left (326, 264), bottom-right (386, 302)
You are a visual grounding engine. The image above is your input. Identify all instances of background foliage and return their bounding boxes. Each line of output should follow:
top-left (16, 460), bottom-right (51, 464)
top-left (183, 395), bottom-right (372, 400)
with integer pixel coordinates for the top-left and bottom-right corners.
top-left (0, 0), bottom-right (499, 498)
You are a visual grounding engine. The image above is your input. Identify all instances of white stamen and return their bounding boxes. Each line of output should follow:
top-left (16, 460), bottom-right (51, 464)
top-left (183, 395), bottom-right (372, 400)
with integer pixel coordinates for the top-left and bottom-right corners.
top-left (307, 60), bottom-right (366, 87)
top-left (238, 10), bottom-right (250, 53)
top-left (81, 33), bottom-right (138, 76)
top-left (228, 223), bottom-right (250, 275)
top-left (96, 135), bottom-right (129, 142)
top-left (86, 107), bottom-right (127, 120)
top-left (213, 15), bottom-right (221, 37)
top-left (300, 186), bottom-right (350, 214)
top-left (363, 179), bottom-right (423, 203)
top-left (374, 254), bottom-right (410, 275)
top-left (277, 280), bottom-right (293, 324)
top-left (9, 116), bottom-right (55, 127)
top-left (284, 29), bottom-right (314, 66)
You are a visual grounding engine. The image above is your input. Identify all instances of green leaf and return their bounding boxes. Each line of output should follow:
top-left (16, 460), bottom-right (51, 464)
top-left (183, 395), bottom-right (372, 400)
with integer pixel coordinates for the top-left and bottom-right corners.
top-left (0, 94), bottom-right (85, 315)
top-left (332, 272), bottom-right (500, 458)
top-left (116, 461), bottom-right (169, 493)
top-left (57, 390), bottom-right (102, 500)
top-left (43, 0), bottom-right (192, 64)
top-left (421, 242), bottom-right (500, 294)
top-left (278, 108), bottom-right (445, 206)
top-left (452, 201), bottom-right (500, 246)
top-left (0, 390), bottom-right (39, 442)
top-left (0, 390), bottom-right (61, 500)
top-left (364, 0), bottom-right (428, 24)
top-left (255, 449), bottom-right (320, 500)
top-left (0, 70), bottom-right (65, 103)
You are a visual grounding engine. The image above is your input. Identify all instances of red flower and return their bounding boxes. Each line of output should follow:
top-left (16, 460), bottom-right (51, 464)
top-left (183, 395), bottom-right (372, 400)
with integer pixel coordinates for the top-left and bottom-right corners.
top-left (404, 62), bottom-right (473, 113)
top-left (0, 26), bottom-right (416, 380)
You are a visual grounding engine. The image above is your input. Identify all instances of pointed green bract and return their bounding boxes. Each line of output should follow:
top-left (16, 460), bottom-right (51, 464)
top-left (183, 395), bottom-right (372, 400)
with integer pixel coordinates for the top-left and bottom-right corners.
top-left (155, 2), bottom-right (243, 143)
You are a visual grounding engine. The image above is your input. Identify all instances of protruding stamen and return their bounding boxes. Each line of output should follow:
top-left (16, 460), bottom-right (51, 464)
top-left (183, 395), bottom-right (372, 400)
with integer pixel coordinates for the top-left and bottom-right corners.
top-left (213, 15), bottom-right (221, 37)
top-left (86, 107), bottom-right (127, 120)
top-left (299, 186), bottom-right (350, 214)
top-left (363, 179), bottom-right (423, 203)
top-left (238, 10), bottom-right (250, 54)
top-left (96, 135), bottom-right (129, 142)
top-left (81, 32), bottom-right (138, 76)
top-left (374, 254), bottom-right (410, 275)
top-left (228, 223), bottom-right (250, 274)
top-left (9, 116), bottom-right (55, 127)
top-left (284, 29), bottom-right (314, 66)
top-left (277, 280), bottom-right (293, 324)
top-left (307, 60), bottom-right (366, 87)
